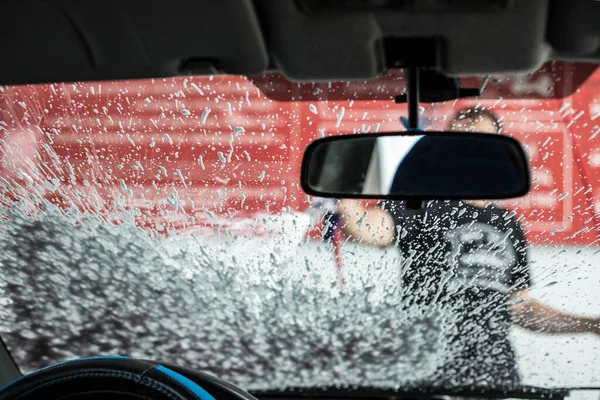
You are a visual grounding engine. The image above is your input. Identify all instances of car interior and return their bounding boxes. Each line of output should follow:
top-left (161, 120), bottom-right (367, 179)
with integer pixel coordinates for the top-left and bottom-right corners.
top-left (1, 1), bottom-right (600, 399)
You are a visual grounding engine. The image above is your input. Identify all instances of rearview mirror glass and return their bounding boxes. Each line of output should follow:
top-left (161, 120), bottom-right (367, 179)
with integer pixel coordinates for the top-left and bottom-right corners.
top-left (301, 132), bottom-right (530, 200)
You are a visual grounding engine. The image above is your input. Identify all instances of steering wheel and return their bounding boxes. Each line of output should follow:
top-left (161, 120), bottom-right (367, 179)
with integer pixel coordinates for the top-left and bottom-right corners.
top-left (0, 356), bottom-right (258, 400)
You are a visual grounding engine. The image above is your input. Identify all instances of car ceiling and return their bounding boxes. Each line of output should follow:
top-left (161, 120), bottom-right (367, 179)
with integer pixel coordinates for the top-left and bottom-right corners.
top-left (0, 0), bottom-right (599, 87)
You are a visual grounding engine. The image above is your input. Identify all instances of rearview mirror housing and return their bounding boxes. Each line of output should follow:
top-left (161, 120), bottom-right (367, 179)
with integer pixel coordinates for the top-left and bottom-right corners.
top-left (301, 132), bottom-right (531, 200)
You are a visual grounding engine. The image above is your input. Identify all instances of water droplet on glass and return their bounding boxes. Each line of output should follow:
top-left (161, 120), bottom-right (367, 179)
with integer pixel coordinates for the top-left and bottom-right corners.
top-left (335, 107), bottom-right (345, 128)
top-left (201, 109), bottom-right (211, 125)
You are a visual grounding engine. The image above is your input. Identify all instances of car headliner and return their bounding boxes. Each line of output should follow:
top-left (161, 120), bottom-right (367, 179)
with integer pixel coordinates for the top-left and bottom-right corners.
top-left (0, 0), bottom-right (599, 89)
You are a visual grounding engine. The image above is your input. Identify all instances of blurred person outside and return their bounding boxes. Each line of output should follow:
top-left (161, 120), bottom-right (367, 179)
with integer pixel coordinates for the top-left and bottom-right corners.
top-left (337, 107), bottom-right (600, 386)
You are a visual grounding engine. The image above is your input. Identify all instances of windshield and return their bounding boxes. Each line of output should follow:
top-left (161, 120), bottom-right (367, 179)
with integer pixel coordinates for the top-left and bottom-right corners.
top-left (0, 62), bottom-right (599, 394)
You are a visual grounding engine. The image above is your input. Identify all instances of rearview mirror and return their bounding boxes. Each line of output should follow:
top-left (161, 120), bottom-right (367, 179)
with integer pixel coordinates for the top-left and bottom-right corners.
top-left (301, 132), bottom-right (530, 200)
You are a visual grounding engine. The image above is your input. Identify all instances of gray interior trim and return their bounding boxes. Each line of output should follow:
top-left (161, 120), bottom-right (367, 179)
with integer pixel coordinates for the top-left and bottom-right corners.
top-left (0, 337), bottom-right (21, 386)
top-left (2, 0), bottom-right (599, 85)
top-left (1, 0), bottom-right (600, 85)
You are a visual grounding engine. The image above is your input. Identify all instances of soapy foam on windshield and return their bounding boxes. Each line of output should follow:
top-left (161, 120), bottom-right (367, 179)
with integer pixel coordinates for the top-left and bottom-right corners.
top-left (0, 201), bottom-right (462, 390)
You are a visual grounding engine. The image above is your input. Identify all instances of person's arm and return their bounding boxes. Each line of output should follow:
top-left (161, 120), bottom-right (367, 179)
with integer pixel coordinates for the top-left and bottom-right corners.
top-left (337, 199), bottom-right (395, 248)
top-left (504, 215), bottom-right (600, 336)
top-left (510, 289), bottom-right (600, 335)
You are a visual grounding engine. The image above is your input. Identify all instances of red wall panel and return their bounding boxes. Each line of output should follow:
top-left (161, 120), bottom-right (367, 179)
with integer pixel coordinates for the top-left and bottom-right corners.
top-left (1, 64), bottom-right (599, 245)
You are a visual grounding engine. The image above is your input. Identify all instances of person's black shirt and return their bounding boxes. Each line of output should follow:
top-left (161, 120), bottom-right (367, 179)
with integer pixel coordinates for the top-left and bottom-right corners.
top-left (384, 200), bottom-right (531, 386)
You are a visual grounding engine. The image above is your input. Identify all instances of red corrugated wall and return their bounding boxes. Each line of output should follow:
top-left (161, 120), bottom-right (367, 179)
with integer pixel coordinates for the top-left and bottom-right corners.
top-left (1, 64), bottom-right (599, 244)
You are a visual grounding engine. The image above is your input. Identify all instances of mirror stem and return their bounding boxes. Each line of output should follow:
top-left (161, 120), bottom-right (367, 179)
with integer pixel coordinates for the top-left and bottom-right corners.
top-left (405, 199), bottom-right (423, 210)
top-left (407, 67), bottom-right (420, 129)
top-left (407, 67), bottom-right (423, 210)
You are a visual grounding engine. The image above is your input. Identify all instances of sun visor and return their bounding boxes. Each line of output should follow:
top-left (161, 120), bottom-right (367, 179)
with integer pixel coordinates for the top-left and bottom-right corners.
top-left (0, 0), bottom-right (269, 85)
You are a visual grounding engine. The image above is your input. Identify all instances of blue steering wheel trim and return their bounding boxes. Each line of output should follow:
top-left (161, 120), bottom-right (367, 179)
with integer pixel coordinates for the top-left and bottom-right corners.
top-left (0, 356), bottom-right (216, 400)
top-left (155, 365), bottom-right (216, 400)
